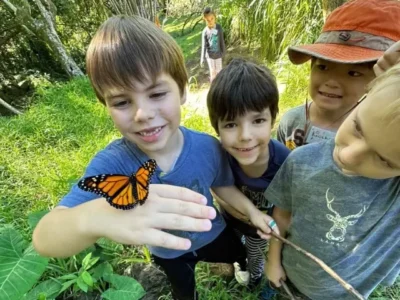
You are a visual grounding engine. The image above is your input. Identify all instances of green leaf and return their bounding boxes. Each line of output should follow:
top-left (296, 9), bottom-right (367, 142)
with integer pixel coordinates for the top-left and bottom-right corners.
top-left (85, 256), bottom-right (100, 271)
top-left (96, 238), bottom-right (123, 251)
top-left (60, 279), bottom-right (76, 294)
top-left (58, 274), bottom-right (78, 280)
top-left (76, 276), bottom-right (89, 293)
top-left (81, 253), bottom-right (92, 269)
top-left (27, 210), bottom-right (49, 230)
top-left (0, 228), bottom-right (48, 300)
top-left (92, 261), bottom-right (113, 281)
top-left (23, 279), bottom-right (62, 300)
top-left (102, 274), bottom-right (145, 300)
top-left (81, 271), bottom-right (93, 287)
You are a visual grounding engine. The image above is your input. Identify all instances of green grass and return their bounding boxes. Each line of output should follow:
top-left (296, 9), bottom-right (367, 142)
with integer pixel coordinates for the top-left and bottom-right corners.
top-left (164, 16), bottom-right (204, 63)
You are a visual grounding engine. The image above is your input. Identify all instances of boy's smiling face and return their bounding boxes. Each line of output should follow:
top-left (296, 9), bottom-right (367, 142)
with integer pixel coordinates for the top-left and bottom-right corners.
top-left (104, 73), bottom-right (186, 156)
top-left (334, 83), bottom-right (400, 179)
top-left (310, 59), bottom-right (375, 115)
top-left (218, 108), bottom-right (272, 167)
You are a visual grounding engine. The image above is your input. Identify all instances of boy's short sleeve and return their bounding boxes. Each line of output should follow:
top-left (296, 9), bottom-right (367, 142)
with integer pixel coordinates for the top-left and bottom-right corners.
top-left (263, 154), bottom-right (294, 211)
top-left (210, 139), bottom-right (234, 187)
top-left (59, 149), bottom-right (130, 208)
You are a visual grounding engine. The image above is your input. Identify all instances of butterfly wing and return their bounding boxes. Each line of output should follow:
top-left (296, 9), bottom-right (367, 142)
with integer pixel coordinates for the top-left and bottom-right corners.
top-left (78, 174), bottom-right (137, 210)
top-left (77, 159), bottom-right (157, 210)
top-left (132, 159), bottom-right (157, 205)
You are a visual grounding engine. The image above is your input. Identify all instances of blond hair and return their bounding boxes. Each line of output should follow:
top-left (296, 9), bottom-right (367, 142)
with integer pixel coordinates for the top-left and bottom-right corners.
top-left (86, 15), bottom-right (188, 104)
top-left (368, 64), bottom-right (400, 124)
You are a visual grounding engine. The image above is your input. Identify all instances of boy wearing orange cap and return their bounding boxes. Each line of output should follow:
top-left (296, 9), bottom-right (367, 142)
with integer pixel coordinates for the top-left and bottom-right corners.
top-left (277, 0), bottom-right (400, 151)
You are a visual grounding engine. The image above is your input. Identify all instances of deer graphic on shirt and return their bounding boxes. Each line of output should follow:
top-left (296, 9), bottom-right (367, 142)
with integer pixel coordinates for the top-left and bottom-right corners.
top-left (325, 188), bottom-right (367, 242)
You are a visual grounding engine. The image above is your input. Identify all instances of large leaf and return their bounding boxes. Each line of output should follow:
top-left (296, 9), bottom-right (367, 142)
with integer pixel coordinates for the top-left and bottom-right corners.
top-left (0, 228), bottom-right (48, 300)
top-left (102, 274), bottom-right (145, 300)
top-left (23, 279), bottom-right (62, 300)
top-left (91, 261), bottom-right (113, 281)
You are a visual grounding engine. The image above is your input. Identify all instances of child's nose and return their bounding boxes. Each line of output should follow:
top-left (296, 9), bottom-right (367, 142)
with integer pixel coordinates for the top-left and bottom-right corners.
top-left (134, 102), bottom-right (155, 122)
top-left (324, 79), bottom-right (340, 89)
top-left (239, 126), bottom-right (252, 141)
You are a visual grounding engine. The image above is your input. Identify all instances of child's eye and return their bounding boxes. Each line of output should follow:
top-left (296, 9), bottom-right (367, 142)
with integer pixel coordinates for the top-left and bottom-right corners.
top-left (223, 123), bottom-right (236, 129)
top-left (352, 119), bottom-right (362, 138)
top-left (253, 118), bottom-right (266, 124)
top-left (317, 64), bottom-right (328, 71)
top-left (150, 92), bottom-right (167, 99)
top-left (377, 155), bottom-right (392, 168)
top-left (114, 100), bottom-right (129, 107)
top-left (348, 71), bottom-right (362, 77)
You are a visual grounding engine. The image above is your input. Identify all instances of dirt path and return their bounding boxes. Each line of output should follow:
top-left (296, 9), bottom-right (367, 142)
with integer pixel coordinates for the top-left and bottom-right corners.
top-left (185, 87), bottom-right (209, 115)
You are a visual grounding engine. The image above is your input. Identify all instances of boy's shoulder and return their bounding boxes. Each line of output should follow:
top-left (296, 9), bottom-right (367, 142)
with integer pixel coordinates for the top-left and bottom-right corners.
top-left (279, 104), bottom-right (306, 125)
top-left (287, 139), bottom-right (333, 166)
top-left (270, 138), bottom-right (290, 164)
top-left (181, 126), bottom-right (219, 146)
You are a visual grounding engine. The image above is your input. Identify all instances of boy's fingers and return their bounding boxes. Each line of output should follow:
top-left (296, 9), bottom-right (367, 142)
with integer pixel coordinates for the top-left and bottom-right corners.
top-left (156, 198), bottom-right (216, 219)
top-left (257, 229), bottom-right (272, 240)
top-left (150, 184), bottom-right (207, 205)
top-left (149, 215), bottom-right (212, 232)
top-left (373, 64), bottom-right (385, 77)
top-left (138, 229), bottom-right (192, 250)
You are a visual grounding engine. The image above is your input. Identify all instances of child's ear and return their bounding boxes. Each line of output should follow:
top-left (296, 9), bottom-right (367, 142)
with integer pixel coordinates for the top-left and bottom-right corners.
top-left (180, 88), bottom-right (187, 105)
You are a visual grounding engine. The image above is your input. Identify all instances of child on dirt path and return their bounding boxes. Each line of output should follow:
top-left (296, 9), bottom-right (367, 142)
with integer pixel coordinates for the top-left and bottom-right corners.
top-left (200, 7), bottom-right (226, 82)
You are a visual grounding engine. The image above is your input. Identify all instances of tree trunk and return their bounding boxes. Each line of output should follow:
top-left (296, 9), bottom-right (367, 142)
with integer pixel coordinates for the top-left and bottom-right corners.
top-left (32, 0), bottom-right (84, 77)
top-left (107, 0), bottom-right (157, 22)
top-left (1, 0), bottom-right (84, 78)
top-left (322, 0), bottom-right (347, 21)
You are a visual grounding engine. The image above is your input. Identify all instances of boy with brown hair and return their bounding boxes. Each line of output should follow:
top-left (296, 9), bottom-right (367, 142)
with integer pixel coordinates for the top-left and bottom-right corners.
top-left (278, 0), bottom-right (400, 150)
top-left (200, 7), bottom-right (226, 82)
top-left (33, 15), bottom-right (277, 300)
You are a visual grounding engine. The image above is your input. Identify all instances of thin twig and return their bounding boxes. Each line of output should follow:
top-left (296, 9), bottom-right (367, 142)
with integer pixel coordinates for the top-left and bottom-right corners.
top-left (270, 230), bottom-right (365, 300)
top-left (280, 279), bottom-right (296, 300)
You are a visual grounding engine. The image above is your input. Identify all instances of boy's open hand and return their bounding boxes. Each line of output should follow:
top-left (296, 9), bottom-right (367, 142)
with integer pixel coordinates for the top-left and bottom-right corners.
top-left (90, 184), bottom-right (216, 250)
top-left (374, 40), bottom-right (400, 76)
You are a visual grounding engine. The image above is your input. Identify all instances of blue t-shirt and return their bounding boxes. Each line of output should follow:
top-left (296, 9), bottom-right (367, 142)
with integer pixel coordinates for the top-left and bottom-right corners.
top-left (59, 127), bottom-right (233, 259)
top-left (264, 140), bottom-right (400, 299)
top-left (223, 139), bottom-right (290, 236)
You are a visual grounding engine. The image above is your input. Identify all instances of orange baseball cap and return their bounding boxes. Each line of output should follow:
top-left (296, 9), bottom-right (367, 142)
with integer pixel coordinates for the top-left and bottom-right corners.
top-left (289, 0), bottom-right (400, 64)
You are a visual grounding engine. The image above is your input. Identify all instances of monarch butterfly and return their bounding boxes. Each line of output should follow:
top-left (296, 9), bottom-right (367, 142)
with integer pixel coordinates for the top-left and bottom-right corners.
top-left (78, 159), bottom-right (157, 210)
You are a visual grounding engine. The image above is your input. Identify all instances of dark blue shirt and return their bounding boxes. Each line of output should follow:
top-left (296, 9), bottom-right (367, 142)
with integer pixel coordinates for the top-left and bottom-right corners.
top-left (223, 139), bottom-right (290, 236)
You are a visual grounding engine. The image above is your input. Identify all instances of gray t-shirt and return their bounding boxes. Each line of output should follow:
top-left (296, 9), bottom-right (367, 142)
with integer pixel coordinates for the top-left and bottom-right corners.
top-left (277, 105), bottom-right (336, 150)
top-left (264, 140), bottom-right (400, 299)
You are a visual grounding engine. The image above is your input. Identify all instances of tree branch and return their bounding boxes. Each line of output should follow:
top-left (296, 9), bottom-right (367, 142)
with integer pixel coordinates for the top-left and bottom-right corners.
top-left (269, 230), bottom-right (365, 300)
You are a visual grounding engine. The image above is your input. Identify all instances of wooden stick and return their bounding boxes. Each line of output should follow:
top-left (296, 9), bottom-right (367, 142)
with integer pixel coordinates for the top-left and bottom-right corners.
top-left (280, 279), bottom-right (296, 300)
top-left (270, 230), bottom-right (365, 300)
